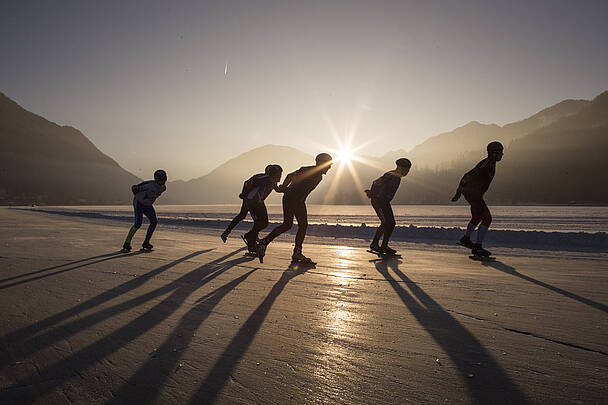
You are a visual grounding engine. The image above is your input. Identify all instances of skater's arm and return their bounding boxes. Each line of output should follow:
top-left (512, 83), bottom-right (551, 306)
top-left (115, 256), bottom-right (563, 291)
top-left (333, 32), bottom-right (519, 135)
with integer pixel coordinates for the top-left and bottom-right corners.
top-left (131, 185), bottom-right (139, 194)
top-left (451, 176), bottom-right (466, 202)
top-left (276, 172), bottom-right (295, 192)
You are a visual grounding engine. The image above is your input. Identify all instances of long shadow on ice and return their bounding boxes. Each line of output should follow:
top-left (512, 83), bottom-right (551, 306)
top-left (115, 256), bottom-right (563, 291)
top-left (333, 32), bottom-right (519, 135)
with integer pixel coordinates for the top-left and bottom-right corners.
top-left (484, 260), bottom-right (607, 313)
top-left (375, 258), bottom-right (529, 405)
top-left (188, 265), bottom-right (310, 405)
top-left (0, 251), bottom-right (127, 283)
top-left (0, 250), bottom-right (143, 290)
top-left (0, 249), bottom-right (253, 404)
top-left (110, 268), bottom-right (259, 404)
top-left (0, 249), bottom-right (212, 368)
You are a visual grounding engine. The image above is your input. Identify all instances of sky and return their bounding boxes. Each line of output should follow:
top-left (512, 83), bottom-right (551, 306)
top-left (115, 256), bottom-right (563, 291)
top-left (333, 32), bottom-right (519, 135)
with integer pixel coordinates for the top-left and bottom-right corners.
top-left (1, 0), bottom-right (607, 181)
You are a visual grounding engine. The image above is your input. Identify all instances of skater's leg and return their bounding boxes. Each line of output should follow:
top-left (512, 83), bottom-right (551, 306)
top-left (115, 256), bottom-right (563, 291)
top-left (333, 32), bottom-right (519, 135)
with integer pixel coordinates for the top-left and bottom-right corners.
top-left (465, 221), bottom-right (477, 238)
top-left (476, 201), bottom-right (492, 244)
top-left (256, 196), bottom-right (294, 263)
top-left (464, 193), bottom-right (484, 234)
top-left (370, 198), bottom-right (385, 248)
top-left (291, 201), bottom-right (312, 263)
top-left (125, 202), bottom-right (144, 245)
top-left (244, 202), bottom-right (268, 243)
top-left (381, 202), bottom-right (395, 247)
top-left (262, 196), bottom-right (295, 244)
top-left (293, 201), bottom-right (308, 251)
top-left (142, 205), bottom-right (158, 244)
top-left (225, 201), bottom-right (248, 234)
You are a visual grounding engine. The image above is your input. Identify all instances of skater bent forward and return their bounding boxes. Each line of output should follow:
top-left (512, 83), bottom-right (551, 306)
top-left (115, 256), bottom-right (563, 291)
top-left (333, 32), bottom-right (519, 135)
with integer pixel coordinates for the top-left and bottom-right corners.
top-left (365, 158), bottom-right (411, 256)
top-left (123, 169), bottom-right (167, 251)
top-left (221, 164), bottom-right (283, 251)
top-left (256, 153), bottom-right (333, 264)
top-left (451, 141), bottom-right (504, 257)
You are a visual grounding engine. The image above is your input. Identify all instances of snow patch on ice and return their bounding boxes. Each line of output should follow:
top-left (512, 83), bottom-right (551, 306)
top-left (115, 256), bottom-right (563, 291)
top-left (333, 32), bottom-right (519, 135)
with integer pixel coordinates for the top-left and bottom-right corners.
top-left (24, 208), bottom-right (608, 252)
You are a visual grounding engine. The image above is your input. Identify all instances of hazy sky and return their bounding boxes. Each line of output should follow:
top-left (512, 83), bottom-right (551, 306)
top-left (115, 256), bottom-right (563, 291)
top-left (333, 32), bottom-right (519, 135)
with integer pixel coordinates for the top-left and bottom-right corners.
top-left (2, 0), bottom-right (607, 180)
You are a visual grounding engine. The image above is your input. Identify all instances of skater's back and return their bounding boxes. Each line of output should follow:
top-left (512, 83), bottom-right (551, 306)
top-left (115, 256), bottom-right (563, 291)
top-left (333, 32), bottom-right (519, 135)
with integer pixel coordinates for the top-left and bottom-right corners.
top-left (240, 172), bottom-right (278, 203)
top-left (460, 157), bottom-right (496, 196)
top-left (281, 165), bottom-right (325, 200)
top-left (133, 179), bottom-right (166, 206)
top-left (369, 170), bottom-right (402, 202)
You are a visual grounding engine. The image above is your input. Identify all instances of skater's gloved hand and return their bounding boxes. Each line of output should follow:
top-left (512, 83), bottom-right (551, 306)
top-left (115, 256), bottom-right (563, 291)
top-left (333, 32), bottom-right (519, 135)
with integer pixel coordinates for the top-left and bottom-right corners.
top-left (450, 191), bottom-right (461, 202)
top-left (364, 189), bottom-right (371, 199)
top-left (275, 184), bottom-right (286, 193)
top-left (131, 185), bottom-right (139, 194)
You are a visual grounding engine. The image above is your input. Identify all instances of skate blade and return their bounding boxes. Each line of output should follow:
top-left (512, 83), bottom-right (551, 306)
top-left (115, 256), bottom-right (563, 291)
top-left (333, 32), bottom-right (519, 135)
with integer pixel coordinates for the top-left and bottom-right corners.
top-left (469, 255), bottom-right (495, 262)
top-left (244, 252), bottom-right (258, 257)
top-left (140, 248), bottom-right (154, 252)
top-left (456, 242), bottom-right (473, 248)
top-left (366, 250), bottom-right (401, 258)
top-left (290, 261), bottom-right (316, 268)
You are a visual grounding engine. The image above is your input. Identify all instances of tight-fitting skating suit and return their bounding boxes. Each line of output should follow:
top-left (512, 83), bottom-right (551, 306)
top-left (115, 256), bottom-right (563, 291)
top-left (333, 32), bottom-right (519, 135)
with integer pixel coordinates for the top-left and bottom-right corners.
top-left (240, 174), bottom-right (279, 244)
top-left (458, 158), bottom-right (496, 227)
top-left (127, 180), bottom-right (166, 245)
top-left (226, 173), bottom-right (266, 234)
top-left (262, 165), bottom-right (324, 250)
top-left (369, 170), bottom-right (401, 247)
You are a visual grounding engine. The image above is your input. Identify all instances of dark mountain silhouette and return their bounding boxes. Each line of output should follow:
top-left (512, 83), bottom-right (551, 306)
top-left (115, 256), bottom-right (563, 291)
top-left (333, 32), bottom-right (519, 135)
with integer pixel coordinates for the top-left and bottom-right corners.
top-left (161, 145), bottom-right (313, 204)
top-left (406, 98), bottom-right (589, 169)
top-left (395, 91), bottom-right (608, 204)
top-left (0, 92), bottom-right (140, 204)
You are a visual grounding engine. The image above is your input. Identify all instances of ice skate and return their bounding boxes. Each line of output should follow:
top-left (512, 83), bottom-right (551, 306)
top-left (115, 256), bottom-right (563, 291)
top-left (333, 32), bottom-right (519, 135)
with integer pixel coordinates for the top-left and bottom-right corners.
top-left (380, 245), bottom-right (398, 255)
top-left (256, 239), bottom-right (267, 263)
top-left (241, 234), bottom-right (257, 255)
top-left (458, 235), bottom-right (474, 249)
top-left (291, 250), bottom-right (316, 267)
top-left (122, 242), bottom-right (132, 252)
top-left (367, 242), bottom-right (383, 255)
top-left (141, 241), bottom-right (154, 251)
top-left (221, 230), bottom-right (229, 243)
top-left (470, 243), bottom-right (495, 261)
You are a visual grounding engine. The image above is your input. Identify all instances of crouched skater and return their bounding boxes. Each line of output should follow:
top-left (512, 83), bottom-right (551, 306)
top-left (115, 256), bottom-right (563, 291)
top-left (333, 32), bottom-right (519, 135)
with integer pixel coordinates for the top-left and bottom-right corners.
top-left (123, 169), bottom-right (167, 251)
top-left (365, 158), bottom-right (411, 256)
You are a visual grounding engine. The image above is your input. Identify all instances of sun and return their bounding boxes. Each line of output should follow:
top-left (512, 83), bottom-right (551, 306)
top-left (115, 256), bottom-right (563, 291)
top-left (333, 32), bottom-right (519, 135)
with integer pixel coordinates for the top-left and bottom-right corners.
top-left (336, 147), bottom-right (354, 164)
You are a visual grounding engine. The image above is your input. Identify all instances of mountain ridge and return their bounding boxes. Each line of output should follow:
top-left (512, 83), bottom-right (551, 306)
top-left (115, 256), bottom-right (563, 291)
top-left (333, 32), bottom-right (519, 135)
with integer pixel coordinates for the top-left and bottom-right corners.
top-left (0, 91), bottom-right (141, 204)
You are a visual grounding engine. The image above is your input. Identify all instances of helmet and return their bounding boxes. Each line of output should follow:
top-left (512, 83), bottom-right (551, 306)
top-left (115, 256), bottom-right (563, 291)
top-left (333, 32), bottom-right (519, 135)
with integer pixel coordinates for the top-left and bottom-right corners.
top-left (154, 169), bottom-right (167, 183)
top-left (267, 164), bottom-right (283, 176)
top-left (487, 141), bottom-right (504, 153)
top-left (264, 165), bottom-right (274, 174)
top-left (395, 158), bottom-right (412, 168)
top-left (315, 153), bottom-right (333, 165)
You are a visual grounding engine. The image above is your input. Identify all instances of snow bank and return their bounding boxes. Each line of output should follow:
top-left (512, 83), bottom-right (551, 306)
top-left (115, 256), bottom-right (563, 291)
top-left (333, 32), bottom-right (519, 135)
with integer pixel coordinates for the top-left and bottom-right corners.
top-left (24, 208), bottom-right (607, 252)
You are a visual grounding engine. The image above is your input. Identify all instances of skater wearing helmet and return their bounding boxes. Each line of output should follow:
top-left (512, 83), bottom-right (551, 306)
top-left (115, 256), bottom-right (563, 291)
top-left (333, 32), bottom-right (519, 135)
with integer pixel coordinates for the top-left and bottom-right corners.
top-left (221, 165), bottom-right (283, 253)
top-left (221, 164), bottom-right (283, 251)
top-left (123, 169), bottom-right (167, 251)
top-left (451, 141), bottom-right (504, 258)
top-left (256, 153), bottom-right (333, 265)
top-left (365, 158), bottom-right (411, 256)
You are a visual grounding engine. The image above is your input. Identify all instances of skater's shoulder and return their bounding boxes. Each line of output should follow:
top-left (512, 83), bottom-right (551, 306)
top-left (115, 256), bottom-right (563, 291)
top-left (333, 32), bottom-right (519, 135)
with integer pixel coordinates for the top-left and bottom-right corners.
top-left (476, 157), bottom-right (494, 169)
top-left (138, 180), bottom-right (156, 188)
top-left (297, 165), bottom-right (316, 172)
top-left (295, 165), bottom-right (321, 177)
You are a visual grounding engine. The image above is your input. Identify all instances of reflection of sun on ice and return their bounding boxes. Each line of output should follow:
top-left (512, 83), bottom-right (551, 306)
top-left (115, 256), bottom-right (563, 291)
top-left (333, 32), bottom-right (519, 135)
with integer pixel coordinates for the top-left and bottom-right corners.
top-left (331, 246), bottom-right (357, 273)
